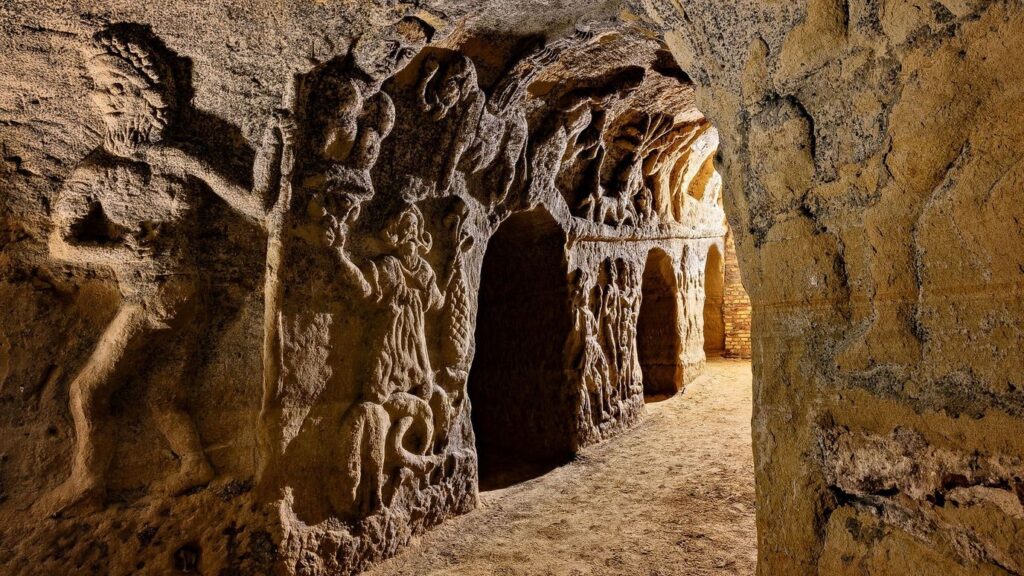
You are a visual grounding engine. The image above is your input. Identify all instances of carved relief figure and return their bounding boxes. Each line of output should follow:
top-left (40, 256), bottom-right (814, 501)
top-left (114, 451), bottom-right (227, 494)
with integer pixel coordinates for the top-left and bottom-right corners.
top-left (38, 27), bottom-right (285, 515)
top-left (416, 52), bottom-right (485, 196)
top-left (382, 50), bottom-right (527, 214)
top-left (466, 35), bottom-right (596, 212)
top-left (367, 204), bottom-right (447, 482)
top-left (327, 200), bottom-right (452, 517)
top-left (641, 122), bottom-right (708, 223)
top-left (534, 95), bottom-right (606, 203)
top-left (569, 269), bottom-right (612, 422)
top-left (580, 180), bottom-right (639, 228)
top-left (555, 90), bottom-right (681, 229)
top-left (618, 259), bottom-right (644, 397)
top-left (587, 112), bottom-right (675, 228)
top-left (597, 259), bottom-right (622, 417)
top-left (258, 19), bottom-right (430, 490)
top-left (306, 19), bottom-right (431, 198)
top-left (584, 257), bottom-right (647, 423)
top-left (528, 67), bottom-right (645, 221)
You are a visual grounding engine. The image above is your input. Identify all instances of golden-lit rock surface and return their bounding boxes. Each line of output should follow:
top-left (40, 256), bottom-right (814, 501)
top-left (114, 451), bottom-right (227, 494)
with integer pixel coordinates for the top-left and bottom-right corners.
top-left (0, 2), bottom-right (729, 573)
top-left (649, 0), bottom-right (1024, 573)
top-left (1, 0), bottom-right (1019, 574)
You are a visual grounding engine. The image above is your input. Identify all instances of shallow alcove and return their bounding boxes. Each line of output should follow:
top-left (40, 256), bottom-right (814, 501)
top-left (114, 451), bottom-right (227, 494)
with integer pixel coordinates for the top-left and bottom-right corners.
top-left (637, 248), bottom-right (683, 398)
top-left (468, 207), bottom-right (575, 490)
top-left (703, 244), bottom-right (725, 356)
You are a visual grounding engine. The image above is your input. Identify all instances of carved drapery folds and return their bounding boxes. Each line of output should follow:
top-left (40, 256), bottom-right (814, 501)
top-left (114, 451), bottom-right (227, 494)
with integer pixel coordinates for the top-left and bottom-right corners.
top-left (257, 27), bottom-right (494, 528)
top-left (2, 15), bottom-right (723, 576)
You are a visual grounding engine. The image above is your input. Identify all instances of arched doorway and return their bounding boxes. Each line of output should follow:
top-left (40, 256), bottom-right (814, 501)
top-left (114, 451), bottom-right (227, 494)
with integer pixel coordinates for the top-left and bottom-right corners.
top-left (636, 248), bottom-right (683, 398)
top-left (703, 244), bottom-right (725, 356)
top-left (467, 207), bottom-right (574, 489)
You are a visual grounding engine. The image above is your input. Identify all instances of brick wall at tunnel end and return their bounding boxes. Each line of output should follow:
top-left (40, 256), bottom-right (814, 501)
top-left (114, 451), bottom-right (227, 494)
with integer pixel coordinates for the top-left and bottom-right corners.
top-left (722, 229), bottom-right (752, 359)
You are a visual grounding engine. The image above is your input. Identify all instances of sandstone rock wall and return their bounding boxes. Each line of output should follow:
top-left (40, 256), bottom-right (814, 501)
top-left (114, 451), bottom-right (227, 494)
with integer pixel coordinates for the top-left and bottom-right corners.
top-left (646, 0), bottom-right (1024, 573)
top-left (9, 0), bottom-right (1015, 573)
top-left (0, 2), bottom-right (726, 574)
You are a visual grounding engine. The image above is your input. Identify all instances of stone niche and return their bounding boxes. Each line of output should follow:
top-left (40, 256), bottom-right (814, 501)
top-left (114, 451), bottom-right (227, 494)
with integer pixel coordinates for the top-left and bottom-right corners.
top-left (0, 2), bottom-right (727, 574)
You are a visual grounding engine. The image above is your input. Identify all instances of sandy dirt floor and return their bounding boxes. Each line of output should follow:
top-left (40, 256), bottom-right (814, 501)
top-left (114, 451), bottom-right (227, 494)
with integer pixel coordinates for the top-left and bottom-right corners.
top-left (367, 359), bottom-right (756, 576)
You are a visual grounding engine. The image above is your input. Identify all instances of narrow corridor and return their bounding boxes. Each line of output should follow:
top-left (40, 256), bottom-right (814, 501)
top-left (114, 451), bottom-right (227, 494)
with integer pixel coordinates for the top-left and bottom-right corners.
top-left (369, 359), bottom-right (756, 576)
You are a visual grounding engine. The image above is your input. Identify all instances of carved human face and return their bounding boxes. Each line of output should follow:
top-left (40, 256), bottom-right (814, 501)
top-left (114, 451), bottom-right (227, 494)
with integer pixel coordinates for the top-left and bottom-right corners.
top-left (352, 30), bottom-right (423, 84)
top-left (393, 212), bottom-right (418, 258)
top-left (384, 208), bottom-right (430, 262)
top-left (89, 64), bottom-right (169, 154)
top-left (314, 190), bottom-right (363, 242)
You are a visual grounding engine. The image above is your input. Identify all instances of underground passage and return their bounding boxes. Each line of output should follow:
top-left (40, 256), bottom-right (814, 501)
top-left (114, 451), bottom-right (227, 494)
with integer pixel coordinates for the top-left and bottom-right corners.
top-left (468, 207), bottom-right (575, 489)
top-left (702, 244), bottom-right (725, 357)
top-left (637, 248), bottom-right (683, 398)
top-left (1, 1), bottom-right (1023, 575)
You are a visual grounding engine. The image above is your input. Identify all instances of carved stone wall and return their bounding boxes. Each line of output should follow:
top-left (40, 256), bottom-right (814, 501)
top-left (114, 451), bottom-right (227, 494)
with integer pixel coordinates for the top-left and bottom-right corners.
top-left (7, 1), bottom-right (1009, 574)
top-left (0, 2), bottom-right (727, 574)
top-left (566, 236), bottom-right (725, 446)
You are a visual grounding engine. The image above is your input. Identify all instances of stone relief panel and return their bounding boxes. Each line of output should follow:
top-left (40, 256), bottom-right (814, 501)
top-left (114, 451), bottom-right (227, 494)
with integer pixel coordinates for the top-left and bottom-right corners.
top-left (0, 11), bottom-right (726, 575)
top-left (567, 267), bottom-right (614, 437)
top-left (565, 237), bottom-right (725, 443)
top-left (516, 32), bottom-right (726, 236)
top-left (257, 16), bottom-right (432, 505)
top-left (37, 24), bottom-right (286, 517)
top-left (0, 20), bottom-right (279, 574)
top-left (252, 31), bottom-right (559, 572)
top-left (566, 253), bottom-right (647, 441)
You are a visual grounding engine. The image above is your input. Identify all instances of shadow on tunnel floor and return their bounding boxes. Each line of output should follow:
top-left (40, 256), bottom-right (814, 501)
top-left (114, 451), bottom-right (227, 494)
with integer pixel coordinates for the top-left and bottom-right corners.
top-left (476, 446), bottom-right (573, 492)
top-left (643, 393), bottom-right (676, 404)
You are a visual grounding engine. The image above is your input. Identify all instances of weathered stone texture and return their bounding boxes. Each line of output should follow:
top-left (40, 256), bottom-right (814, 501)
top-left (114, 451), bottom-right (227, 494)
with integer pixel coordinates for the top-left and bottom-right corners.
top-left (4, 0), bottom-right (1013, 573)
top-left (647, 0), bottom-right (1024, 573)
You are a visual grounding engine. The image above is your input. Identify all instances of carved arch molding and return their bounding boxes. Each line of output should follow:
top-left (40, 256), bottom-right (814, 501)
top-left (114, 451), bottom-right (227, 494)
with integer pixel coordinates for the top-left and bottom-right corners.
top-left (0, 8), bottom-right (726, 575)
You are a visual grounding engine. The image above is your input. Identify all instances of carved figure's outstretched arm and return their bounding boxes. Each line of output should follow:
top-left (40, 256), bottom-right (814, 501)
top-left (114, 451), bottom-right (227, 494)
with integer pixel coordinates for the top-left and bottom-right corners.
top-left (332, 245), bottom-right (373, 299)
top-left (145, 145), bottom-right (265, 226)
